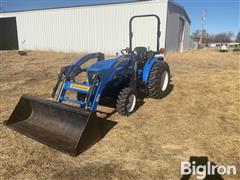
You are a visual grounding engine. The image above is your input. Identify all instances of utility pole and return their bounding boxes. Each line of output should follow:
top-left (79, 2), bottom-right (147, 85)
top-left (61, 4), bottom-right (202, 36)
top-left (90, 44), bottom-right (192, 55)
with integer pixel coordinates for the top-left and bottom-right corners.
top-left (199, 9), bottom-right (206, 47)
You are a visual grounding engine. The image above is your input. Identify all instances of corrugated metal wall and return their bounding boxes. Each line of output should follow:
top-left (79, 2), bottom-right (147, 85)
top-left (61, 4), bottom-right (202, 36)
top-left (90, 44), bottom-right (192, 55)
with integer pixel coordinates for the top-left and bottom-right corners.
top-left (0, 1), bottom-right (169, 54)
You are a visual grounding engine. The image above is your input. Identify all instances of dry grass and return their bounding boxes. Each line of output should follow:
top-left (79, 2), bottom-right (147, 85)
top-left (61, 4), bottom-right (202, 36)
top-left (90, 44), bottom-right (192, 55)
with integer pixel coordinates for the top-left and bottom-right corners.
top-left (0, 49), bottom-right (239, 179)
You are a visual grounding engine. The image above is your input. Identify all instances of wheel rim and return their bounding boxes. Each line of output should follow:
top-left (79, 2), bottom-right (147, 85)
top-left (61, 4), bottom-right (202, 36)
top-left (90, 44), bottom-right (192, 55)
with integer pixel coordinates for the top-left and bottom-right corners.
top-left (160, 71), bottom-right (169, 91)
top-left (127, 94), bottom-right (136, 113)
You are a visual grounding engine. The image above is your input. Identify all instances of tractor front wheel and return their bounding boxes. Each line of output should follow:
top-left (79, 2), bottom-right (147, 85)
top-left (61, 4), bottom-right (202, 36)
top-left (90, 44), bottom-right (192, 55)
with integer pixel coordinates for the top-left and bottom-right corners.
top-left (148, 61), bottom-right (170, 99)
top-left (116, 87), bottom-right (137, 116)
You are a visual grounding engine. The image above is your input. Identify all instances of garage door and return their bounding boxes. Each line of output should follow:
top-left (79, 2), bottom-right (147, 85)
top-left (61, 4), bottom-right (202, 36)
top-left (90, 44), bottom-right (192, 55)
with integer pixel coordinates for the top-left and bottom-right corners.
top-left (0, 17), bottom-right (19, 50)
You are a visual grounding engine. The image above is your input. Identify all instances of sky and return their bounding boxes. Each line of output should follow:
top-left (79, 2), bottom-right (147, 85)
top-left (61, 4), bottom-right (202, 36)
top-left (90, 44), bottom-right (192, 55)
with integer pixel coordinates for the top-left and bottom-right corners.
top-left (177, 0), bottom-right (239, 36)
top-left (0, 0), bottom-right (239, 36)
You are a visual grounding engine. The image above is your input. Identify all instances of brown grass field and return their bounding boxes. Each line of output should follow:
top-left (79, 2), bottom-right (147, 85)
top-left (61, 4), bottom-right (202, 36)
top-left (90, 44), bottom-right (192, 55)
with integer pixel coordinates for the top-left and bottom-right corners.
top-left (0, 49), bottom-right (239, 179)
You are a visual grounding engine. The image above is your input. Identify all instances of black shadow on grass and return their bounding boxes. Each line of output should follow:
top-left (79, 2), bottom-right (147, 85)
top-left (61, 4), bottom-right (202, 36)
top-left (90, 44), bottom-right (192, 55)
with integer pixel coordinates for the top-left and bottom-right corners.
top-left (160, 84), bottom-right (174, 99)
top-left (96, 110), bottom-right (118, 139)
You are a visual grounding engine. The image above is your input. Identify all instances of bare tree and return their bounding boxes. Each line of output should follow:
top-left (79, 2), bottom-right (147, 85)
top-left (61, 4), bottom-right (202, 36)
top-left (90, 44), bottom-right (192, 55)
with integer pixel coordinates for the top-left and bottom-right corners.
top-left (236, 32), bottom-right (240, 43)
top-left (191, 29), bottom-right (210, 44)
top-left (207, 33), bottom-right (216, 43)
top-left (214, 32), bottom-right (234, 43)
top-left (191, 30), bottom-right (236, 45)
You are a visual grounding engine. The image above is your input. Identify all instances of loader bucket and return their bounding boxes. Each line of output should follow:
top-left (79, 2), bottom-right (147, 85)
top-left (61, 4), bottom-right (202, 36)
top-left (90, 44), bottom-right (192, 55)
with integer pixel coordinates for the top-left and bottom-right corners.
top-left (5, 94), bottom-right (101, 156)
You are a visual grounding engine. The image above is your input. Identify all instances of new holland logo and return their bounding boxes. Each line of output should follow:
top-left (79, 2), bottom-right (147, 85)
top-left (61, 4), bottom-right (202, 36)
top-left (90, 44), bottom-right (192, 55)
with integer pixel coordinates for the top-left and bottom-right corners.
top-left (70, 84), bottom-right (90, 91)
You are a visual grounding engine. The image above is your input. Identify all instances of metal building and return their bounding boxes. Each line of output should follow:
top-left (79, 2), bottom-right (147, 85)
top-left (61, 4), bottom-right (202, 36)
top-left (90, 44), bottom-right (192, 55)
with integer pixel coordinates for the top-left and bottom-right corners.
top-left (0, 0), bottom-right (191, 54)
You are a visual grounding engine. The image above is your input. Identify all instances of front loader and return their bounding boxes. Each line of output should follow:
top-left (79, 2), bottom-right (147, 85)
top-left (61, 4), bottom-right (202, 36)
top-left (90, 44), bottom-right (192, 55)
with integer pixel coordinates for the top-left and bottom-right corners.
top-left (5, 14), bottom-right (171, 156)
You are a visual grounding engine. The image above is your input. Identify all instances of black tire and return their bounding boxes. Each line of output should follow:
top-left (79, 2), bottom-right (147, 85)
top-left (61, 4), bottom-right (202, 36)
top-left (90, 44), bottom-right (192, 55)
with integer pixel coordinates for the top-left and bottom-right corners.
top-left (148, 61), bottom-right (170, 99)
top-left (116, 87), bottom-right (137, 116)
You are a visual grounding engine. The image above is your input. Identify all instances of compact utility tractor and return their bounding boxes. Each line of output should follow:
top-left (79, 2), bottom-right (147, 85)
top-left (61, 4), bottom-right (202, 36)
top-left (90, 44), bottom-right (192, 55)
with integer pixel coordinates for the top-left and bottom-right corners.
top-left (5, 14), bottom-right (171, 156)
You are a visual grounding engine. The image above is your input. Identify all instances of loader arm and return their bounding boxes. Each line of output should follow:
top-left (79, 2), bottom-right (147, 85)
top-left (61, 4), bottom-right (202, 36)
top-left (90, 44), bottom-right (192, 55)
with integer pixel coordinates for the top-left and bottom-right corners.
top-left (57, 55), bottom-right (131, 112)
top-left (64, 52), bottom-right (104, 80)
top-left (51, 52), bottom-right (104, 99)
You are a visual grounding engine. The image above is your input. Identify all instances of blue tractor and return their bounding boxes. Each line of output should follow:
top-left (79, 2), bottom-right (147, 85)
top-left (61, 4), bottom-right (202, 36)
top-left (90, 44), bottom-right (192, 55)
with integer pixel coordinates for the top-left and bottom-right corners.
top-left (6, 15), bottom-right (171, 156)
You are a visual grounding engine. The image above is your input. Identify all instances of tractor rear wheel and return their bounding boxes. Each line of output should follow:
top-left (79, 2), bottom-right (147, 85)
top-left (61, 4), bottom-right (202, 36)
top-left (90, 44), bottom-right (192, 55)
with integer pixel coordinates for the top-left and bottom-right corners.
top-left (148, 61), bottom-right (170, 99)
top-left (116, 87), bottom-right (137, 116)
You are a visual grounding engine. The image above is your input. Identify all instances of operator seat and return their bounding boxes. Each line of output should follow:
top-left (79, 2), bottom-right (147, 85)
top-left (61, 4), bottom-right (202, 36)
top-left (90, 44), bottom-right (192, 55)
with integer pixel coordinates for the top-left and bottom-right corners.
top-left (134, 47), bottom-right (148, 68)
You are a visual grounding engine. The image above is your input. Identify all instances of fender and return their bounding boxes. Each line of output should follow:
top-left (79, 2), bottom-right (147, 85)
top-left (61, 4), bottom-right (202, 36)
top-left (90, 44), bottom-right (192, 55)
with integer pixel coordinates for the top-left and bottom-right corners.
top-left (142, 56), bottom-right (164, 84)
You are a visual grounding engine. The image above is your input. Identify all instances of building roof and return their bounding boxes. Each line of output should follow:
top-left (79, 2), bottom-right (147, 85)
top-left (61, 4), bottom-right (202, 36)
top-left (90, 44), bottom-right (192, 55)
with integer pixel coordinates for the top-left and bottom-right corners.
top-left (168, 0), bottom-right (191, 24)
top-left (0, 0), bottom-right (138, 13)
top-left (0, 0), bottom-right (190, 24)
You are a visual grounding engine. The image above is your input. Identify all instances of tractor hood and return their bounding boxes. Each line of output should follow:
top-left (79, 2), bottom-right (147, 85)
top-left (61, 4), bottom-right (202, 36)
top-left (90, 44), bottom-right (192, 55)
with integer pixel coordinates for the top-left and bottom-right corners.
top-left (87, 55), bottom-right (131, 84)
